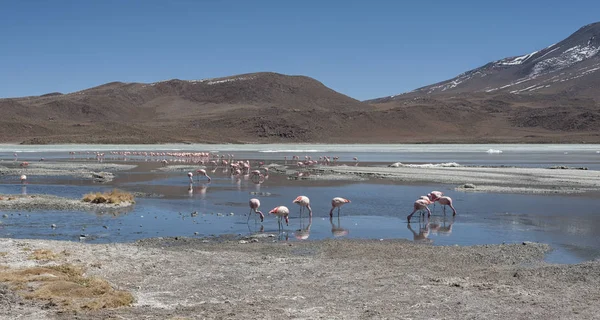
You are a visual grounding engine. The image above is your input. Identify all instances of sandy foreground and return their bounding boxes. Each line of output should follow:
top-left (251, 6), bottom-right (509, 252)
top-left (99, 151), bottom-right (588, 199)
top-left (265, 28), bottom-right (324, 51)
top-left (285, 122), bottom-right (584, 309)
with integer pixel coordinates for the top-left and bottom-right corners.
top-left (1, 162), bottom-right (600, 319)
top-left (0, 237), bottom-right (599, 319)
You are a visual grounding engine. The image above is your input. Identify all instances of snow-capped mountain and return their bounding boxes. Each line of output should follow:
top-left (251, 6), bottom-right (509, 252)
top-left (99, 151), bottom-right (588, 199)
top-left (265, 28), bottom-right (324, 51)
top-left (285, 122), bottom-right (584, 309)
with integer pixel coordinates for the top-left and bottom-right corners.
top-left (372, 22), bottom-right (600, 102)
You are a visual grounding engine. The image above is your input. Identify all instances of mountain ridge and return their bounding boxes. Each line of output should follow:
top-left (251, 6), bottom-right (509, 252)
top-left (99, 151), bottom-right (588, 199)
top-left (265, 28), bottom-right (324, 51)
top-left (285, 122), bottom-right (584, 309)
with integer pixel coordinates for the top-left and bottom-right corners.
top-left (2, 23), bottom-right (600, 144)
top-left (369, 22), bottom-right (600, 102)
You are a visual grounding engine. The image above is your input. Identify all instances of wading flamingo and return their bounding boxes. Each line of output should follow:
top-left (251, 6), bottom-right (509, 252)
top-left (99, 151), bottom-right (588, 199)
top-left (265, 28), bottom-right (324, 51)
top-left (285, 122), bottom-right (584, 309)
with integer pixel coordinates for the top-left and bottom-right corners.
top-left (250, 170), bottom-right (264, 182)
top-left (187, 172), bottom-right (193, 183)
top-left (437, 196), bottom-right (457, 216)
top-left (293, 195), bottom-right (313, 217)
top-left (427, 191), bottom-right (443, 208)
top-left (248, 198), bottom-right (265, 222)
top-left (407, 198), bottom-right (432, 223)
top-left (329, 197), bottom-right (350, 217)
top-left (196, 169), bottom-right (211, 182)
top-left (20, 174), bottom-right (27, 184)
top-left (269, 206), bottom-right (289, 231)
top-left (353, 157), bottom-right (359, 166)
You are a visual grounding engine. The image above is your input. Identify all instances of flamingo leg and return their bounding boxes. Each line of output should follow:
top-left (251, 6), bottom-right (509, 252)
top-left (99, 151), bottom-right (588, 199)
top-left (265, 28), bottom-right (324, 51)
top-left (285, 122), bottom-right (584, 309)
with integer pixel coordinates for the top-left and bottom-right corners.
top-left (247, 209), bottom-right (253, 222)
top-left (337, 207), bottom-right (341, 217)
top-left (407, 209), bottom-right (418, 222)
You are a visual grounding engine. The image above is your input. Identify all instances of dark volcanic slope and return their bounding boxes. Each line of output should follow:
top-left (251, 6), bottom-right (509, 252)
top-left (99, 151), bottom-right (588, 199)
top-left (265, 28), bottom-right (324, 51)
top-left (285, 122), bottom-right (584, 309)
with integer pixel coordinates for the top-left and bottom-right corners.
top-left (364, 22), bottom-right (600, 143)
top-left (371, 22), bottom-right (600, 102)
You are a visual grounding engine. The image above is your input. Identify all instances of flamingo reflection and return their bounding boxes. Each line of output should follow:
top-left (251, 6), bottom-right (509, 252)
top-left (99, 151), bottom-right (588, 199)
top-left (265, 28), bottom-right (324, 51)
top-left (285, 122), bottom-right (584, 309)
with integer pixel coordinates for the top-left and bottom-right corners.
top-left (197, 183), bottom-right (209, 199)
top-left (330, 216), bottom-right (349, 237)
top-left (430, 216), bottom-right (455, 236)
top-left (407, 221), bottom-right (431, 242)
top-left (294, 216), bottom-right (312, 240)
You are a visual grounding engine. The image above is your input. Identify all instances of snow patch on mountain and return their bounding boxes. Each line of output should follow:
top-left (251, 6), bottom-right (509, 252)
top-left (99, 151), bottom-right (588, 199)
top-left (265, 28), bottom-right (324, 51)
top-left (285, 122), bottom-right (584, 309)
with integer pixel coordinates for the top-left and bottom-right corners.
top-left (496, 51), bottom-right (538, 66)
top-left (531, 44), bottom-right (600, 76)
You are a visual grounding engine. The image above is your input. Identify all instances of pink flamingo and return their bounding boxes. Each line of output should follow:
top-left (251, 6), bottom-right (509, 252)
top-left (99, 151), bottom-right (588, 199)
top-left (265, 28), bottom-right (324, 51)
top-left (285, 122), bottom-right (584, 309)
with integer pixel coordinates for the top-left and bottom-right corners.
top-left (196, 169), bottom-right (211, 182)
top-left (293, 196), bottom-right (313, 217)
top-left (250, 170), bottom-right (264, 181)
top-left (248, 198), bottom-right (265, 222)
top-left (427, 190), bottom-right (443, 202)
top-left (427, 190), bottom-right (444, 209)
top-left (437, 196), bottom-right (457, 216)
top-left (269, 206), bottom-right (289, 230)
top-left (407, 198), bottom-right (432, 223)
top-left (329, 197), bottom-right (350, 217)
top-left (187, 172), bottom-right (193, 183)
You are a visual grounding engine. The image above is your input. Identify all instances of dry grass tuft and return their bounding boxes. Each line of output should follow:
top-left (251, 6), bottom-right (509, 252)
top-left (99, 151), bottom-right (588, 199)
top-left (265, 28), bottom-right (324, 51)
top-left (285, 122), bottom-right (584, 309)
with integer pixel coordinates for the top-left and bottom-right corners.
top-left (29, 249), bottom-right (58, 261)
top-left (0, 264), bottom-right (134, 311)
top-left (82, 189), bottom-right (135, 205)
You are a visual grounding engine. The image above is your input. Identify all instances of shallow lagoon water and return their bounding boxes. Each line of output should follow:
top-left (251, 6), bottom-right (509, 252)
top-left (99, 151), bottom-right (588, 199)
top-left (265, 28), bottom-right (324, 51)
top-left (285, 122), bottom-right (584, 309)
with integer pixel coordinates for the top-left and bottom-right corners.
top-left (1, 144), bottom-right (600, 264)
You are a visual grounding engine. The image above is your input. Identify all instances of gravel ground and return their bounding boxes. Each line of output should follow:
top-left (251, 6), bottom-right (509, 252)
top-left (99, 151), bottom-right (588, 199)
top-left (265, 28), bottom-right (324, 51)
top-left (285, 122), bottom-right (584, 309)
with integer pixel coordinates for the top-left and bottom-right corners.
top-left (0, 237), bottom-right (598, 319)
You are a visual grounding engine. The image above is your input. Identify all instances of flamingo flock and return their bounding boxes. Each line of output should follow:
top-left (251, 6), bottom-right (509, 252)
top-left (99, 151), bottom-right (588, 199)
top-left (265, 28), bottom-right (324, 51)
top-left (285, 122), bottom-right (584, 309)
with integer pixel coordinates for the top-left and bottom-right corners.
top-left (6, 150), bottom-right (459, 240)
top-left (407, 190), bottom-right (457, 223)
top-left (245, 195), bottom-right (351, 231)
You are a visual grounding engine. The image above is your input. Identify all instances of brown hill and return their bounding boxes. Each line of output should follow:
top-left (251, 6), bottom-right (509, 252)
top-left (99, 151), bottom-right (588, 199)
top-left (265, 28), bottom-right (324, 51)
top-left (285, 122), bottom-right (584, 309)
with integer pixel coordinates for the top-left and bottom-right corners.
top-left (0, 72), bottom-right (382, 144)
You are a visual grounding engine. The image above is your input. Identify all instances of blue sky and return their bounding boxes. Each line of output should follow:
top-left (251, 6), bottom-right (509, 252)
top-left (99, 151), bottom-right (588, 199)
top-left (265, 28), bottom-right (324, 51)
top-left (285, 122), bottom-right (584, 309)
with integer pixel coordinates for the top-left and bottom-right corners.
top-left (0, 0), bottom-right (598, 100)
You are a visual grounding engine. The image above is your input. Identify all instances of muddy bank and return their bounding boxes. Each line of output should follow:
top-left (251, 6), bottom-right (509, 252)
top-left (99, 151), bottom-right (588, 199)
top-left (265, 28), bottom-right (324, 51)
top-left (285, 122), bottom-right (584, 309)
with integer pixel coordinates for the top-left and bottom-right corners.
top-left (0, 162), bottom-right (137, 182)
top-left (309, 165), bottom-right (600, 194)
top-left (0, 237), bottom-right (599, 319)
top-left (153, 164), bottom-right (207, 173)
top-left (0, 194), bottom-right (134, 211)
